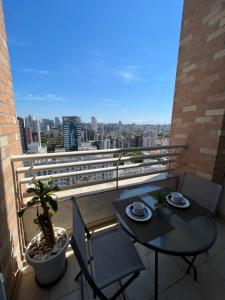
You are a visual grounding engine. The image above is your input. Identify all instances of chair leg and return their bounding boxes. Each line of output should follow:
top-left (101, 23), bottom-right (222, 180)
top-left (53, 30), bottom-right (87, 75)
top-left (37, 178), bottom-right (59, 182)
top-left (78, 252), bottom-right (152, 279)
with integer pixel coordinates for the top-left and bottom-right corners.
top-left (118, 280), bottom-right (127, 300)
top-left (155, 251), bottom-right (158, 300)
top-left (111, 272), bottom-right (139, 300)
top-left (74, 270), bottom-right (82, 281)
top-left (74, 256), bottom-right (93, 281)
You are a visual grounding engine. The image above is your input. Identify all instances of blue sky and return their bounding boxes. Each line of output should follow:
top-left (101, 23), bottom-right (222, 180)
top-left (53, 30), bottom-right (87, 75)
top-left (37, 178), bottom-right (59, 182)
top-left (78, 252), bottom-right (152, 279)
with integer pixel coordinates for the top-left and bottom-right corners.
top-left (4, 0), bottom-right (183, 124)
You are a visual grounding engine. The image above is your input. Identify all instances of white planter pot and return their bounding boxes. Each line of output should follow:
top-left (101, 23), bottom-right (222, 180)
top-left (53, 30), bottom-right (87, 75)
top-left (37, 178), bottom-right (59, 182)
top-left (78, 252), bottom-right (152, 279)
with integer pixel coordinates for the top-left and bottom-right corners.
top-left (26, 227), bottom-right (70, 286)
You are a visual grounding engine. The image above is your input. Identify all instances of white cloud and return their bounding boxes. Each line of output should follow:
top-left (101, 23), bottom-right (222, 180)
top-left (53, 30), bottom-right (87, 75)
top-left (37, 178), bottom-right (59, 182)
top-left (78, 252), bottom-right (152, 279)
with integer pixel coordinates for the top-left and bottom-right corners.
top-left (22, 68), bottom-right (52, 76)
top-left (15, 92), bottom-right (73, 103)
top-left (116, 66), bottom-right (144, 83)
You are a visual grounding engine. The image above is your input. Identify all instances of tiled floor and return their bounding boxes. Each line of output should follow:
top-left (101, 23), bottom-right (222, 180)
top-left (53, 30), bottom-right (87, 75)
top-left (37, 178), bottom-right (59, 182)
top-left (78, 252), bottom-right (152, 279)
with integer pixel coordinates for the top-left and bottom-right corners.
top-left (16, 219), bottom-right (225, 300)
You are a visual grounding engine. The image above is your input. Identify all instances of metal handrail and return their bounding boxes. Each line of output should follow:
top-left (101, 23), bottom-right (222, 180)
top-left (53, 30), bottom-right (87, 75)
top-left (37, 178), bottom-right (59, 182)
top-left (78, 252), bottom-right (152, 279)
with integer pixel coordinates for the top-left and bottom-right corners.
top-left (16, 153), bottom-right (178, 174)
top-left (11, 145), bottom-right (186, 191)
top-left (11, 144), bottom-right (186, 161)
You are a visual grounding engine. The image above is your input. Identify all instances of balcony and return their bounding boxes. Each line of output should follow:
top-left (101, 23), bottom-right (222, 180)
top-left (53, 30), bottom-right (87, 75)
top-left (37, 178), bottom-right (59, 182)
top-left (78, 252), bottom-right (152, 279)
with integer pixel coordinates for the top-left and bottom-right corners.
top-left (1, 0), bottom-right (225, 299)
top-left (8, 145), bottom-right (225, 300)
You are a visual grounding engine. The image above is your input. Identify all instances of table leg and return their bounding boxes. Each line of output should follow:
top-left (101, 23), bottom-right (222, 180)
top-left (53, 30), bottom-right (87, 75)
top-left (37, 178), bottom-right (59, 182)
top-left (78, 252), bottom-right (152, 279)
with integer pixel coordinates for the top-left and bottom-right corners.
top-left (155, 251), bottom-right (158, 300)
top-left (181, 256), bottom-right (198, 281)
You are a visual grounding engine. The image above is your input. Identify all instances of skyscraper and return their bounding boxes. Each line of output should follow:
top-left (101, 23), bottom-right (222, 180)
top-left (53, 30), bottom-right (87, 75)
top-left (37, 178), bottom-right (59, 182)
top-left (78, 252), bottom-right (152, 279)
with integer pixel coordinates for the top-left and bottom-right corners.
top-left (62, 116), bottom-right (82, 151)
top-left (118, 121), bottom-right (123, 135)
top-left (25, 114), bottom-right (41, 146)
top-left (142, 130), bottom-right (157, 148)
top-left (17, 117), bottom-right (27, 152)
top-left (91, 117), bottom-right (97, 133)
top-left (54, 117), bottom-right (61, 127)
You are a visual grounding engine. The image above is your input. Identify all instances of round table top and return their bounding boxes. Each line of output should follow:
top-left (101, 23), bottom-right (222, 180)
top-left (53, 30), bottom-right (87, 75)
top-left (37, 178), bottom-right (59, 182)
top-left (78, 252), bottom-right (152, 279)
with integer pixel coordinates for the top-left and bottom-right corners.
top-left (117, 185), bottom-right (217, 256)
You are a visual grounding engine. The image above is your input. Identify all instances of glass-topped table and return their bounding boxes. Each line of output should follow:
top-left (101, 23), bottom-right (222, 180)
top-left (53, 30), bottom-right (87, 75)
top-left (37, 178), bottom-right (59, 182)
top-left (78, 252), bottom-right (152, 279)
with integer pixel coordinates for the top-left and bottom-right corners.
top-left (114, 185), bottom-right (217, 300)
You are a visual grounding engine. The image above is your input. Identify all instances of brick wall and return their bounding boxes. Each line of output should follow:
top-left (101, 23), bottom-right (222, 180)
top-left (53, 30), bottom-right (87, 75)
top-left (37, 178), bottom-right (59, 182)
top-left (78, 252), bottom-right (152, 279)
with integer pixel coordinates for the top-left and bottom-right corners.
top-left (170, 0), bottom-right (225, 185)
top-left (0, 0), bottom-right (23, 298)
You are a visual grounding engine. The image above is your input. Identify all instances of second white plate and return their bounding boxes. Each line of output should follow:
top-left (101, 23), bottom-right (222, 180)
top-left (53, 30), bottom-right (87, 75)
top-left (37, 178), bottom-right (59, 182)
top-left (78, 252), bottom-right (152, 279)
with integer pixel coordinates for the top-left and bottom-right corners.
top-left (166, 195), bottom-right (190, 208)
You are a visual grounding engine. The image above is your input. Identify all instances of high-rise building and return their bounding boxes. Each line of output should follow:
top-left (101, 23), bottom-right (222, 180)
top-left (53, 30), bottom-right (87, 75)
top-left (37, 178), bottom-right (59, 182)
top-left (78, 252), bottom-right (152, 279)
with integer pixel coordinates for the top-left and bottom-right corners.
top-left (103, 138), bottom-right (111, 149)
top-left (55, 117), bottom-right (61, 127)
top-left (32, 119), bottom-right (41, 146)
top-left (118, 121), bottom-right (123, 135)
top-left (17, 116), bottom-right (27, 152)
top-left (84, 125), bottom-right (95, 142)
top-left (25, 114), bottom-right (41, 146)
top-left (91, 117), bottom-right (97, 133)
top-left (42, 118), bottom-right (53, 127)
top-left (143, 130), bottom-right (157, 148)
top-left (24, 127), bottom-right (32, 145)
top-left (62, 116), bottom-right (82, 151)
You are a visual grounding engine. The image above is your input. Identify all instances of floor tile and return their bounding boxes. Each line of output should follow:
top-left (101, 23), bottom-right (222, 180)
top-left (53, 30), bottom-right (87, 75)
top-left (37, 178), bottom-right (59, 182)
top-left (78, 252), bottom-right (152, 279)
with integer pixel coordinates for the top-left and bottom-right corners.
top-left (49, 253), bottom-right (84, 300)
top-left (59, 287), bottom-right (89, 300)
top-left (87, 282), bottom-right (123, 300)
top-left (207, 249), bottom-right (225, 280)
top-left (157, 293), bottom-right (168, 300)
top-left (191, 263), bottom-right (225, 300)
top-left (16, 272), bottom-right (49, 300)
top-left (134, 243), bottom-right (153, 258)
top-left (20, 264), bottom-right (34, 276)
top-left (124, 269), bottom-right (155, 300)
top-left (142, 253), bottom-right (184, 290)
top-left (165, 277), bottom-right (206, 300)
top-left (15, 219), bottom-right (225, 300)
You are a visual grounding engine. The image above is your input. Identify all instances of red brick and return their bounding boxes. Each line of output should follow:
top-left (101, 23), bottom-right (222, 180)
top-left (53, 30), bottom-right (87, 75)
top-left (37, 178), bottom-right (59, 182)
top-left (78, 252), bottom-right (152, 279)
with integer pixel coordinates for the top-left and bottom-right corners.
top-left (170, 0), bottom-right (225, 185)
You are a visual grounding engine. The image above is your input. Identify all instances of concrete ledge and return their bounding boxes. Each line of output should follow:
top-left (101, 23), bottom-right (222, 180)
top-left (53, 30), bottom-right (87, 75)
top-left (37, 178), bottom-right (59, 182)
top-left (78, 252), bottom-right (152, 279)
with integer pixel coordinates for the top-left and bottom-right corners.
top-left (23, 173), bottom-right (176, 203)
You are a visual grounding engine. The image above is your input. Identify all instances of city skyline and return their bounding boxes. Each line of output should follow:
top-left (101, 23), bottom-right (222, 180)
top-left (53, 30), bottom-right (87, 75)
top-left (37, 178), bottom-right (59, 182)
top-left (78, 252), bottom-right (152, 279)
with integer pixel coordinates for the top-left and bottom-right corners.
top-left (18, 113), bottom-right (171, 125)
top-left (18, 113), bottom-right (170, 154)
top-left (4, 0), bottom-right (183, 123)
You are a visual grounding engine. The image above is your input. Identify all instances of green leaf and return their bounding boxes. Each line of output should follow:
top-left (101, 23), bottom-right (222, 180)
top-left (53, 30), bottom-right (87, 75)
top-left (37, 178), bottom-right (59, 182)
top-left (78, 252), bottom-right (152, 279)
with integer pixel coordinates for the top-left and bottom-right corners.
top-left (38, 180), bottom-right (44, 193)
top-left (48, 178), bottom-right (53, 185)
top-left (26, 187), bottom-right (36, 194)
top-left (27, 196), bottom-right (39, 207)
top-left (48, 197), bottom-right (58, 212)
top-left (18, 208), bottom-right (26, 217)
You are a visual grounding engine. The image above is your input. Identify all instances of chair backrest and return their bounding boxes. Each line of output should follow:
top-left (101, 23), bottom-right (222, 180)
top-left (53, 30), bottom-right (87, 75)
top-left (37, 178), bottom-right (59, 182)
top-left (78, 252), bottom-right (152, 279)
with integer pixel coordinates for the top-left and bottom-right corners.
top-left (179, 173), bottom-right (222, 214)
top-left (71, 197), bottom-right (107, 299)
top-left (71, 197), bottom-right (89, 268)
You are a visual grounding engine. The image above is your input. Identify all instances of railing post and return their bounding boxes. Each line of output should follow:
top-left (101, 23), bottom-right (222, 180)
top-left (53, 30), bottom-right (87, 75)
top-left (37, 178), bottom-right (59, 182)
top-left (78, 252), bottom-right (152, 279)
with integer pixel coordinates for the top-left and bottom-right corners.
top-left (116, 153), bottom-right (122, 189)
top-left (30, 160), bottom-right (36, 180)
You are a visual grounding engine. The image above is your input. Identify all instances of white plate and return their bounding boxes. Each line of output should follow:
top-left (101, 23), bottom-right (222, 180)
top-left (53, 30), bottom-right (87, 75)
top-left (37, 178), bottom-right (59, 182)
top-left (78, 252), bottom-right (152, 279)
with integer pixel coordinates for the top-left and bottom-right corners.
top-left (166, 195), bottom-right (190, 208)
top-left (126, 204), bottom-right (152, 222)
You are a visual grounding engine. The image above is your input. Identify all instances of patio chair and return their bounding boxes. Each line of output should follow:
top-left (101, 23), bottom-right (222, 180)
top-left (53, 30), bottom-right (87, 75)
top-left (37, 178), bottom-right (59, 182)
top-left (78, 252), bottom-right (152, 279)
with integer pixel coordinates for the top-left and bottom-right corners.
top-left (178, 173), bottom-right (223, 215)
top-left (178, 173), bottom-right (223, 277)
top-left (70, 197), bottom-right (145, 300)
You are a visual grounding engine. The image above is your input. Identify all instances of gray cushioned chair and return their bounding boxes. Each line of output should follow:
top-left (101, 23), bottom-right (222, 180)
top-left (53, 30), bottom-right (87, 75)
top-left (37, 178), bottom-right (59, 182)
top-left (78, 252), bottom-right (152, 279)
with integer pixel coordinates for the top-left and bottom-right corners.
top-left (178, 173), bottom-right (223, 276)
top-left (70, 197), bottom-right (145, 300)
top-left (178, 173), bottom-right (223, 215)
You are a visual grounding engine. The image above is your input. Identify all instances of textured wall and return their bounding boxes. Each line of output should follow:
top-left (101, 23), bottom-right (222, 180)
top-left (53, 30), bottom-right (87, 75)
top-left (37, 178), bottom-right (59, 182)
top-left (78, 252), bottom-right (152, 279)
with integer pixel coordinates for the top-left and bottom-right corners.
top-left (170, 0), bottom-right (225, 184)
top-left (0, 1), bottom-right (23, 298)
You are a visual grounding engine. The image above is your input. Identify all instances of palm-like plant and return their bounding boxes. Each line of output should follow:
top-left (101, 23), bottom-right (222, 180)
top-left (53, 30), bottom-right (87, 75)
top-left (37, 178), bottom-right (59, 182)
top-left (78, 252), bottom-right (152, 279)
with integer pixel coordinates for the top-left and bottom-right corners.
top-left (154, 191), bottom-right (168, 209)
top-left (18, 179), bottom-right (59, 248)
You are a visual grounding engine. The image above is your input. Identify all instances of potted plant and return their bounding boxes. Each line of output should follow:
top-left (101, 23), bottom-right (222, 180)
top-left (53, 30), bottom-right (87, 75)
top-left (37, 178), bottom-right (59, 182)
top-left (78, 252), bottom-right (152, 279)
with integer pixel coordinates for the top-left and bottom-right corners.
top-left (154, 191), bottom-right (168, 209)
top-left (18, 179), bottom-right (69, 286)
